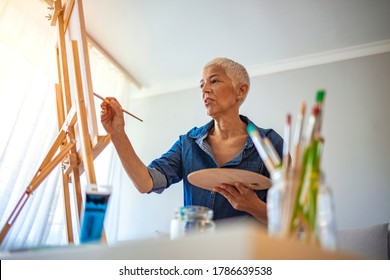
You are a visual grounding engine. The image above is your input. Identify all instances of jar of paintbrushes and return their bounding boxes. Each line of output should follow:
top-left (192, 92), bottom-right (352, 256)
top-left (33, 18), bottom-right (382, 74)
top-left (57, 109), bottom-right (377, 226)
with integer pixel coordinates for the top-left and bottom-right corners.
top-left (249, 90), bottom-right (337, 250)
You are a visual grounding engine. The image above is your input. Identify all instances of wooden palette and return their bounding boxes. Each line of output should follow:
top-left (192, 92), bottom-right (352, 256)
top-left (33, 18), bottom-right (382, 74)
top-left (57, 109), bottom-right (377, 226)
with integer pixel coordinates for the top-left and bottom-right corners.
top-left (187, 168), bottom-right (271, 191)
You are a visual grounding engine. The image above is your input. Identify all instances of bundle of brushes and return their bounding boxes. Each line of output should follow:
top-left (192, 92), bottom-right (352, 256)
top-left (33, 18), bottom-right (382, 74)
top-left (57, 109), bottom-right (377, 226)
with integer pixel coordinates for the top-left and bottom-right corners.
top-left (248, 89), bottom-right (327, 245)
top-left (288, 89), bottom-right (326, 244)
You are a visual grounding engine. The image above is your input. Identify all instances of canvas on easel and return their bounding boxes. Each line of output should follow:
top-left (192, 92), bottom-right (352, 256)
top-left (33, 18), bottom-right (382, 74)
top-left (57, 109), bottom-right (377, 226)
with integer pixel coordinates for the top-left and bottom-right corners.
top-left (0, 0), bottom-right (111, 246)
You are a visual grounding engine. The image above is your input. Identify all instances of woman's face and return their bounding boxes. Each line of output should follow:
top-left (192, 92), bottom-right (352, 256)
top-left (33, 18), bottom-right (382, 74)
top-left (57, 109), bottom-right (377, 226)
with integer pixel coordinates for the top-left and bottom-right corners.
top-left (200, 64), bottom-right (241, 118)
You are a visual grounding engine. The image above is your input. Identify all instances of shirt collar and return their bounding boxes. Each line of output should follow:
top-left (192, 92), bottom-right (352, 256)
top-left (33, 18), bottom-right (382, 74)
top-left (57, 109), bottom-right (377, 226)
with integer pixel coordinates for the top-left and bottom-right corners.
top-left (188, 115), bottom-right (256, 150)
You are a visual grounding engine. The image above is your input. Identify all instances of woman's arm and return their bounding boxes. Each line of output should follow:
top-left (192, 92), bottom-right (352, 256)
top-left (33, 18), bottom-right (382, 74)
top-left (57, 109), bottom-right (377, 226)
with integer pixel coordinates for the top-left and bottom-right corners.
top-left (100, 98), bottom-right (153, 193)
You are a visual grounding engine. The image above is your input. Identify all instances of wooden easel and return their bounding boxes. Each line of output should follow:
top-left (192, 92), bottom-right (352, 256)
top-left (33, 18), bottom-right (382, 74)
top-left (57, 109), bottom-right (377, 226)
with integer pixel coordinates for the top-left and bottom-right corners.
top-left (0, 0), bottom-right (110, 245)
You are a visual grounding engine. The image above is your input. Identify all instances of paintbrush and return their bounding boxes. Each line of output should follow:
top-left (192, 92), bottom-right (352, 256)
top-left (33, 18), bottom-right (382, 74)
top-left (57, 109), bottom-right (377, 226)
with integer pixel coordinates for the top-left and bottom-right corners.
top-left (291, 102), bottom-right (306, 170)
top-left (263, 137), bottom-right (282, 169)
top-left (93, 92), bottom-right (143, 122)
top-left (282, 113), bottom-right (292, 177)
top-left (247, 123), bottom-right (277, 173)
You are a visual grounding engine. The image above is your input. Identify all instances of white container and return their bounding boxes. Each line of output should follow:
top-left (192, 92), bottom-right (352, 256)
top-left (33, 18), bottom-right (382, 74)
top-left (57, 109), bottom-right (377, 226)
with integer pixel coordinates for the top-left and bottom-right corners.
top-left (267, 170), bottom-right (287, 237)
top-left (316, 181), bottom-right (338, 250)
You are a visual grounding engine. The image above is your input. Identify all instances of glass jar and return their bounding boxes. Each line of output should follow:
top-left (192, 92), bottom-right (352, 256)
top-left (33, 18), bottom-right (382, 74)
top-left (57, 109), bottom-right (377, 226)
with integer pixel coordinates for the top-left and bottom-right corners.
top-left (170, 205), bottom-right (215, 240)
top-left (316, 180), bottom-right (338, 250)
top-left (267, 169), bottom-right (300, 239)
top-left (267, 170), bottom-right (287, 237)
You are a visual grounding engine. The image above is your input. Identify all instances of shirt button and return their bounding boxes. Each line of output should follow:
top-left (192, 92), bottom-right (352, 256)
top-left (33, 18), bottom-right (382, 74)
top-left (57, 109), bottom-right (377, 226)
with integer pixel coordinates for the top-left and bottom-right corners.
top-left (211, 191), bottom-right (215, 194)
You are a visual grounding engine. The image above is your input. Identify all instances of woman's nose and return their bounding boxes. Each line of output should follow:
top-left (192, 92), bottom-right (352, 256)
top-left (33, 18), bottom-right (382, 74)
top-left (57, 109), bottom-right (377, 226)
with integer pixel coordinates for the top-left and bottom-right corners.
top-left (202, 82), bottom-right (211, 93)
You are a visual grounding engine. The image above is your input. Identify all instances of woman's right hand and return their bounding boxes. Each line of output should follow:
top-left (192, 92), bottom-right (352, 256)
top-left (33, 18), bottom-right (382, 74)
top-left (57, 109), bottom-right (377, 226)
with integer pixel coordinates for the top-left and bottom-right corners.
top-left (100, 97), bottom-right (125, 136)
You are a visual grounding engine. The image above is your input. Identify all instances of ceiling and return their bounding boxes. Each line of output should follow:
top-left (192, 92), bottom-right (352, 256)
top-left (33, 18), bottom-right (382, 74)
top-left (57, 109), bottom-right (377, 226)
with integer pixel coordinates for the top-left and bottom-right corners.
top-left (81, 0), bottom-right (390, 96)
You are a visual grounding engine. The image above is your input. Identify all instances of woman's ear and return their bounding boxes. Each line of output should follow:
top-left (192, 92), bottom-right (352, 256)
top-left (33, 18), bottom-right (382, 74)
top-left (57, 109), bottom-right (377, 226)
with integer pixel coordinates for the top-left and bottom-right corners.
top-left (237, 83), bottom-right (249, 102)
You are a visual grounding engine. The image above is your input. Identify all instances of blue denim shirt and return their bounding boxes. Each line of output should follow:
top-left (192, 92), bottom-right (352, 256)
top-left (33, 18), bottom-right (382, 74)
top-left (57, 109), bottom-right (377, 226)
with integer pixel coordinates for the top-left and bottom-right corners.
top-left (147, 115), bottom-right (284, 220)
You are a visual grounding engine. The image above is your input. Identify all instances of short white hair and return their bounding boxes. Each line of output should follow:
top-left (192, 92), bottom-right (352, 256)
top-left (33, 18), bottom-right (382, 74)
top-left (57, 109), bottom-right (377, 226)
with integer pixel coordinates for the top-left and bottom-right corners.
top-left (203, 57), bottom-right (250, 91)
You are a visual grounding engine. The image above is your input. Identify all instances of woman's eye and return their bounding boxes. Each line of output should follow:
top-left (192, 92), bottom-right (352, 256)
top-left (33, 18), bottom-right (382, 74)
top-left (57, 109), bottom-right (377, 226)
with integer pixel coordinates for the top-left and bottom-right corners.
top-left (200, 83), bottom-right (204, 88)
top-left (211, 79), bottom-right (218, 84)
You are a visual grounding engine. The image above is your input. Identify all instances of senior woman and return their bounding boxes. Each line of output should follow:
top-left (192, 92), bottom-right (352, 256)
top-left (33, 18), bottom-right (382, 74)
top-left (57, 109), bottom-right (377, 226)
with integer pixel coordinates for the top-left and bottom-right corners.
top-left (100, 57), bottom-right (284, 224)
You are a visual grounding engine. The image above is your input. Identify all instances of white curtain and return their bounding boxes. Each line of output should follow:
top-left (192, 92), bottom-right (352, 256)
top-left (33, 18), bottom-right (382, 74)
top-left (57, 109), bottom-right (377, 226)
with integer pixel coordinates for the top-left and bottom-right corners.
top-left (0, 0), bottom-right (135, 251)
top-left (86, 40), bottom-right (140, 244)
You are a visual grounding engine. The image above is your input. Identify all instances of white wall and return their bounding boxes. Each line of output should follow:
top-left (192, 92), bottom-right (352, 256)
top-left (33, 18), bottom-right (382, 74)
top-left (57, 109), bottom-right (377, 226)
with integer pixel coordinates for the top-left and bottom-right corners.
top-left (116, 52), bottom-right (390, 241)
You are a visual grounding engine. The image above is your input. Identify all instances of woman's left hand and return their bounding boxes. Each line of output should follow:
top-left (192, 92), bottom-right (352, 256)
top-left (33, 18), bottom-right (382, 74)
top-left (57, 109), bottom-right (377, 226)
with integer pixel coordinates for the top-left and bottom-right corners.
top-left (212, 182), bottom-right (259, 213)
top-left (213, 182), bottom-right (268, 223)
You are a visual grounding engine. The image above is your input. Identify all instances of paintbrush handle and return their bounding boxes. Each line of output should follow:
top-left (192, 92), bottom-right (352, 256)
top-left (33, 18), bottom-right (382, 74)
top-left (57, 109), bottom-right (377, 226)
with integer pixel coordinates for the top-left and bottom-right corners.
top-left (93, 92), bottom-right (143, 122)
top-left (121, 108), bottom-right (144, 122)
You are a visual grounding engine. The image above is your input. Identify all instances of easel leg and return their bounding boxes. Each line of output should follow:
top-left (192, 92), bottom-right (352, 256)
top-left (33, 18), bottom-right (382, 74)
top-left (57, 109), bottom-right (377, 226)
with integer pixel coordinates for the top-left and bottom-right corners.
top-left (0, 139), bottom-right (74, 245)
top-left (62, 173), bottom-right (74, 244)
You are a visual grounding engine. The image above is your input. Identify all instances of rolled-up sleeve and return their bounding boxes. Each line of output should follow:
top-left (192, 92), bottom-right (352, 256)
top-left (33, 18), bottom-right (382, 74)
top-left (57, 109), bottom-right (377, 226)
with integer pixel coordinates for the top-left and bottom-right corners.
top-left (147, 167), bottom-right (167, 194)
top-left (147, 137), bottom-right (184, 194)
